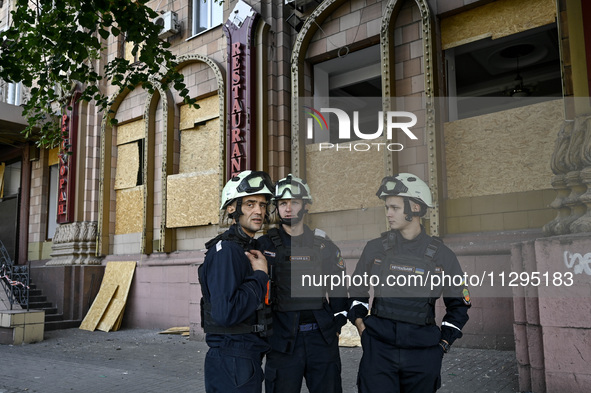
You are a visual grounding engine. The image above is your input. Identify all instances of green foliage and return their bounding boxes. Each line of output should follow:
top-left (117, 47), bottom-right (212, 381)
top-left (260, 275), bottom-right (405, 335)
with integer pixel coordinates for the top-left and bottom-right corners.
top-left (0, 0), bottom-right (198, 148)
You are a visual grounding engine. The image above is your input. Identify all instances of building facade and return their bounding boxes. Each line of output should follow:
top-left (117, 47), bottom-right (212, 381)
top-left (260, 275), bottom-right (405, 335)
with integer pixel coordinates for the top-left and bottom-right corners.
top-left (1, 0), bottom-right (591, 390)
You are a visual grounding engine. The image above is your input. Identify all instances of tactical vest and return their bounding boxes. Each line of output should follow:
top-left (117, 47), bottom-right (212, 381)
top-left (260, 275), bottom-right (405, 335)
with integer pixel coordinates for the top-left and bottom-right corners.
top-left (370, 232), bottom-right (443, 326)
top-left (267, 228), bottom-right (326, 312)
top-left (199, 230), bottom-right (272, 337)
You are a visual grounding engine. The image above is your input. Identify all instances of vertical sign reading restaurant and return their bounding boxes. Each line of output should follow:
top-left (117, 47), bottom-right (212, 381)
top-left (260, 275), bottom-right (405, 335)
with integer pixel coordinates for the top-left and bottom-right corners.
top-left (223, 1), bottom-right (259, 179)
top-left (57, 92), bottom-right (80, 224)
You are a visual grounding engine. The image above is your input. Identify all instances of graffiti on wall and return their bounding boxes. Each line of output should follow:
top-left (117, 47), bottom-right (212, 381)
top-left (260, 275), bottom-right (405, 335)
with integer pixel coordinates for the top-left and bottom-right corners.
top-left (564, 251), bottom-right (591, 275)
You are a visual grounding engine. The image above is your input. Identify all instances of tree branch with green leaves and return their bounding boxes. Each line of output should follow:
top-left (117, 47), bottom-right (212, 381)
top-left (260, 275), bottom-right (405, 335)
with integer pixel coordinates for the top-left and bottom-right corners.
top-left (0, 0), bottom-right (197, 148)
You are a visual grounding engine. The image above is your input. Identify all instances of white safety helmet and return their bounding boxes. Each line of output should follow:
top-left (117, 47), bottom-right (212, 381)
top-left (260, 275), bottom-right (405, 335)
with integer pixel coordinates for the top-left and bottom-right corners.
top-left (273, 174), bottom-right (313, 204)
top-left (220, 170), bottom-right (274, 210)
top-left (376, 173), bottom-right (434, 208)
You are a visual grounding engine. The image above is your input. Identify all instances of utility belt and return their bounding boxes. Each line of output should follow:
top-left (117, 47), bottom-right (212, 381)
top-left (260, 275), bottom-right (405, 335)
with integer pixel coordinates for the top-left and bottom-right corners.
top-left (298, 322), bottom-right (319, 332)
top-left (201, 299), bottom-right (273, 337)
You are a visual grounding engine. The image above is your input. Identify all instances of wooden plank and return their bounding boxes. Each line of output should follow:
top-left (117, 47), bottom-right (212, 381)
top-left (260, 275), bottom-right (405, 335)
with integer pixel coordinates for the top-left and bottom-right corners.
top-left (79, 284), bottom-right (118, 331)
top-left (97, 299), bottom-right (126, 332)
top-left (95, 261), bottom-right (136, 332)
top-left (158, 327), bottom-right (190, 335)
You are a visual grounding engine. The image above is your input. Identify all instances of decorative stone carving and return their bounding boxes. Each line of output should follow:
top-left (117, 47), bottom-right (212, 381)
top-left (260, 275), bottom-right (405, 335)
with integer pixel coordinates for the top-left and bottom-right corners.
top-left (543, 174), bottom-right (570, 235)
top-left (545, 115), bottom-right (591, 235)
top-left (49, 222), bottom-right (103, 265)
top-left (570, 167), bottom-right (591, 233)
top-left (564, 171), bottom-right (586, 230)
top-left (550, 121), bottom-right (572, 175)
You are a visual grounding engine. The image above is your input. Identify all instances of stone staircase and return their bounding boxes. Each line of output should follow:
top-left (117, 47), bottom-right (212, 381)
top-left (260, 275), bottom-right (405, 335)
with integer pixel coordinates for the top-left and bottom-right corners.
top-left (27, 282), bottom-right (80, 331)
top-left (0, 280), bottom-right (45, 344)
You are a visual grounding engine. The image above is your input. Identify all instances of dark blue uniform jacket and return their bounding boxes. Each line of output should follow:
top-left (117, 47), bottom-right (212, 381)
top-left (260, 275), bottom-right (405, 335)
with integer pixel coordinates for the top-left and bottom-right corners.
top-left (257, 225), bottom-right (348, 354)
top-left (348, 227), bottom-right (470, 348)
top-left (198, 225), bottom-right (270, 353)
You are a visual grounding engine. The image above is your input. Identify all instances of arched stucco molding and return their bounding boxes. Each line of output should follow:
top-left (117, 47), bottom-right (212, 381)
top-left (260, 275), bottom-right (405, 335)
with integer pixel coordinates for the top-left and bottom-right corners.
top-left (291, 0), bottom-right (349, 178)
top-left (99, 54), bottom-right (225, 256)
top-left (291, 0), bottom-right (440, 235)
top-left (380, 0), bottom-right (440, 236)
top-left (142, 82), bottom-right (174, 254)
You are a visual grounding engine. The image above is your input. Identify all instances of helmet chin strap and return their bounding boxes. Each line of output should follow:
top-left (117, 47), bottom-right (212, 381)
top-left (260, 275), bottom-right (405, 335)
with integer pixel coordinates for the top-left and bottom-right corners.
top-left (229, 200), bottom-right (252, 242)
top-left (235, 222), bottom-right (253, 240)
top-left (228, 199), bottom-right (243, 220)
top-left (232, 222), bottom-right (257, 251)
top-left (279, 206), bottom-right (308, 226)
top-left (228, 198), bottom-right (270, 223)
top-left (403, 197), bottom-right (418, 222)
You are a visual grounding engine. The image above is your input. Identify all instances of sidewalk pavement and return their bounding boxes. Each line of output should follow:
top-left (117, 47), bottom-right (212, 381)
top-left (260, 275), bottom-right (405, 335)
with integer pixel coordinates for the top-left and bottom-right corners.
top-left (0, 328), bottom-right (519, 393)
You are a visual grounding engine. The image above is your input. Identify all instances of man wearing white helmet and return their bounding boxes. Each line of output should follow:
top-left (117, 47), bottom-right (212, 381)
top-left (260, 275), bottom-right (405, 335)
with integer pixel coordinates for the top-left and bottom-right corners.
top-left (257, 174), bottom-right (348, 393)
top-left (348, 173), bottom-right (470, 393)
top-left (198, 170), bottom-right (274, 393)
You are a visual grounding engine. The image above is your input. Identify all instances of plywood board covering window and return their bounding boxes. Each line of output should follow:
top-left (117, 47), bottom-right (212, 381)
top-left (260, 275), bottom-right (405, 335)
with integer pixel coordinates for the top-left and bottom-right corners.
top-left (179, 96), bottom-right (220, 173)
top-left (116, 120), bottom-right (144, 145)
top-left (115, 142), bottom-right (140, 190)
top-left (444, 100), bottom-right (562, 199)
top-left (166, 95), bottom-right (222, 228)
top-left (180, 120), bottom-right (219, 174)
top-left (179, 95), bottom-right (219, 130)
top-left (441, 0), bottom-right (556, 50)
top-left (115, 186), bottom-right (144, 234)
top-left (48, 147), bottom-right (59, 166)
top-left (166, 172), bottom-right (219, 228)
top-left (306, 142), bottom-right (385, 213)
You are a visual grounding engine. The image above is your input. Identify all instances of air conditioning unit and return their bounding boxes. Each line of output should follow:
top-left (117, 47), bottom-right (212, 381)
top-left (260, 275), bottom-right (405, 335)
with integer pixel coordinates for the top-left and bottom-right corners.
top-left (154, 11), bottom-right (180, 39)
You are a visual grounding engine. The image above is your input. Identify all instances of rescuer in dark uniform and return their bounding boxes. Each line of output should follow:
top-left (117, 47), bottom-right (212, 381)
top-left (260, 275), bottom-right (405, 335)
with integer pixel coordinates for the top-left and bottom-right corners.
top-left (257, 174), bottom-right (348, 393)
top-left (349, 173), bottom-right (471, 393)
top-left (198, 170), bottom-right (274, 393)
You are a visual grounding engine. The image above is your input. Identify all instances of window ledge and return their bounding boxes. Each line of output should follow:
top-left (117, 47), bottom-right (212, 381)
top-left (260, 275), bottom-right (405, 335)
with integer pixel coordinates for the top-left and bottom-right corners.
top-left (185, 24), bottom-right (223, 42)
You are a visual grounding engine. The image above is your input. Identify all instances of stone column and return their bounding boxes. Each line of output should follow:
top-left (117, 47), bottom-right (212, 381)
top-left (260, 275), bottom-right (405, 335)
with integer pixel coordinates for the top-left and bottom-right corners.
top-left (570, 117), bottom-right (591, 232)
top-left (545, 115), bottom-right (591, 235)
top-left (48, 222), bottom-right (103, 265)
top-left (543, 174), bottom-right (570, 235)
top-left (563, 170), bottom-right (586, 229)
top-left (570, 167), bottom-right (591, 232)
top-left (545, 121), bottom-right (573, 235)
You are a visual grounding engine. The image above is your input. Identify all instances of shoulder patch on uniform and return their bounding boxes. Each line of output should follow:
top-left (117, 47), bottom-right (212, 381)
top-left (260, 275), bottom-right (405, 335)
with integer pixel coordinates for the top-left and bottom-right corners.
top-left (314, 228), bottom-right (327, 238)
top-left (215, 240), bottom-right (222, 252)
top-left (462, 287), bottom-right (471, 306)
top-left (337, 256), bottom-right (346, 270)
top-left (263, 250), bottom-right (276, 258)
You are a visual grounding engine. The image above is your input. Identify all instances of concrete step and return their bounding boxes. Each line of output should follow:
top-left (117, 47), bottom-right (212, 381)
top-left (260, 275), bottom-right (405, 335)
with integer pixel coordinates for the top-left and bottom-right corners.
top-left (29, 289), bottom-right (42, 297)
top-left (44, 312), bottom-right (65, 322)
top-left (44, 319), bottom-right (81, 331)
top-left (28, 301), bottom-right (54, 309)
top-left (28, 295), bottom-right (47, 303)
top-left (0, 309), bottom-right (45, 345)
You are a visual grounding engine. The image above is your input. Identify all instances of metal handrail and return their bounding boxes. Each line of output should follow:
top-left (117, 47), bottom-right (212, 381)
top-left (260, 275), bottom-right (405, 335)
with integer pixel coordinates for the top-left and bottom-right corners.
top-left (0, 240), bottom-right (29, 310)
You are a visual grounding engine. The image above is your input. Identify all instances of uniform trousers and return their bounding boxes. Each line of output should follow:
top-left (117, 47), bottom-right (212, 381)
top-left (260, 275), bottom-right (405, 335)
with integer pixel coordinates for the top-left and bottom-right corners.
top-left (357, 330), bottom-right (443, 393)
top-left (204, 347), bottom-right (264, 393)
top-left (265, 328), bottom-right (342, 393)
